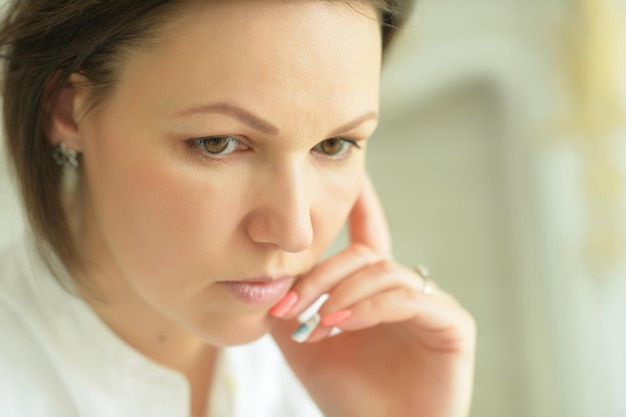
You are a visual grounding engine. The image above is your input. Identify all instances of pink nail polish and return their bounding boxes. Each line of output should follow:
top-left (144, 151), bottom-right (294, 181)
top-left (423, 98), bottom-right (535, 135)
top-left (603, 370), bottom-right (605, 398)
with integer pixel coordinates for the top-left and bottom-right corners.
top-left (269, 291), bottom-right (298, 317)
top-left (321, 309), bottom-right (352, 327)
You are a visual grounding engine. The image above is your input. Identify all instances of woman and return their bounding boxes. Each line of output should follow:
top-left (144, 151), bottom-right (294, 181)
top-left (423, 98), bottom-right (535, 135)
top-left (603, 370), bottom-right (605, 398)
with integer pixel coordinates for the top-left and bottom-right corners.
top-left (0, 1), bottom-right (476, 416)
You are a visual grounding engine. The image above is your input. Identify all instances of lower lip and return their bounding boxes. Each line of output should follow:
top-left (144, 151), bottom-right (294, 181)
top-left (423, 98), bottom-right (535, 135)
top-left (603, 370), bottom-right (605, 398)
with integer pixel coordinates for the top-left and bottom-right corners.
top-left (220, 278), bottom-right (293, 305)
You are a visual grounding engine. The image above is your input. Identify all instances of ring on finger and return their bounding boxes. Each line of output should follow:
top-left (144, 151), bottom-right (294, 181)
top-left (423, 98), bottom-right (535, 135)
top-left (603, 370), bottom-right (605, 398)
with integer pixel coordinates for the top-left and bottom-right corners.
top-left (414, 265), bottom-right (433, 295)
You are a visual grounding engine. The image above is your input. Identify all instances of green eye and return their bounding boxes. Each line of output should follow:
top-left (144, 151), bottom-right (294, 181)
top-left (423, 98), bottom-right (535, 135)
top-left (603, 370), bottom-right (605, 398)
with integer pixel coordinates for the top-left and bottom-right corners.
top-left (314, 138), bottom-right (360, 157)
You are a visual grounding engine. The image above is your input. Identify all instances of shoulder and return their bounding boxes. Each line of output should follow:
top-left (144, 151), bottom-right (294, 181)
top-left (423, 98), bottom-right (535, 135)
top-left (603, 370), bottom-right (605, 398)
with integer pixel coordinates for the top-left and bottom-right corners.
top-left (0, 298), bottom-right (78, 416)
top-left (0, 237), bottom-right (23, 288)
top-left (0, 238), bottom-right (79, 416)
top-left (0, 235), bottom-right (42, 324)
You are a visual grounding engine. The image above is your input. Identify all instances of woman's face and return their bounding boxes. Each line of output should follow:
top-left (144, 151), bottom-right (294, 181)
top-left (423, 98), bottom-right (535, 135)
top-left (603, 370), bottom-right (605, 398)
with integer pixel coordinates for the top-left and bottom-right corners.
top-left (75, 0), bottom-right (382, 346)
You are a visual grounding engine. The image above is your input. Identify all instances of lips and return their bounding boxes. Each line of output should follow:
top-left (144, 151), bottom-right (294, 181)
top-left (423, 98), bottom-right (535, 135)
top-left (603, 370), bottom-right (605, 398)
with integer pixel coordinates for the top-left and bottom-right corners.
top-left (219, 276), bottom-right (294, 305)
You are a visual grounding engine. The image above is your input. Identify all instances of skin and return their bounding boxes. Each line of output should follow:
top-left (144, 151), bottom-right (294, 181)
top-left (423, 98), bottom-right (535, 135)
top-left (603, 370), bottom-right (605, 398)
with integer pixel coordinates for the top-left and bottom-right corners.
top-left (48, 1), bottom-right (476, 417)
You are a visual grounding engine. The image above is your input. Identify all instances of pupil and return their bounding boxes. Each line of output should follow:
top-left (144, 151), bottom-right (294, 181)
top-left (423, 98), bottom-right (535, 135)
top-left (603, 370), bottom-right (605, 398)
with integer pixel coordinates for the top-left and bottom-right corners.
top-left (323, 139), bottom-right (342, 155)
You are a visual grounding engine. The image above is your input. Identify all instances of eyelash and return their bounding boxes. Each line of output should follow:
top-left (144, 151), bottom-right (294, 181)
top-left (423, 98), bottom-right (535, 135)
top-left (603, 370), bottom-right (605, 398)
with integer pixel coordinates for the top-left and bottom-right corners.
top-left (192, 136), bottom-right (245, 156)
top-left (188, 136), bottom-right (362, 161)
top-left (312, 138), bottom-right (361, 159)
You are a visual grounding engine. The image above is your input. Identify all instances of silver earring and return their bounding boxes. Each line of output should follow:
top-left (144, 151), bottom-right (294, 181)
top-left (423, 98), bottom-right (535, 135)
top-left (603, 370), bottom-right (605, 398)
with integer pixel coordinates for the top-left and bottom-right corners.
top-left (52, 142), bottom-right (79, 168)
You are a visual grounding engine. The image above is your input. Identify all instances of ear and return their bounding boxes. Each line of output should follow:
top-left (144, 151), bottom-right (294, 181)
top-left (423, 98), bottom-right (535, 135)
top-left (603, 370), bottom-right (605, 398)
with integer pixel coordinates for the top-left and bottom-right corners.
top-left (45, 73), bottom-right (89, 152)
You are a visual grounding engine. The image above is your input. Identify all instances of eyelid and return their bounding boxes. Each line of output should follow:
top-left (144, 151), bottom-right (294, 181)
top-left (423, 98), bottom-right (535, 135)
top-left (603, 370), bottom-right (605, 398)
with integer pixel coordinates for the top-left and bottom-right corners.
top-left (312, 137), bottom-right (362, 159)
top-left (188, 135), bottom-right (249, 158)
top-left (341, 138), bottom-right (362, 149)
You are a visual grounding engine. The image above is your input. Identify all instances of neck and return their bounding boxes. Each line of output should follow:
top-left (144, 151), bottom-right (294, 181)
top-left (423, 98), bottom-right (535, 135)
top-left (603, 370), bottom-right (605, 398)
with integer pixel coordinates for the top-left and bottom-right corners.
top-left (75, 254), bottom-right (218, 417)
top-left (78, 278), bottom-right (207, 369)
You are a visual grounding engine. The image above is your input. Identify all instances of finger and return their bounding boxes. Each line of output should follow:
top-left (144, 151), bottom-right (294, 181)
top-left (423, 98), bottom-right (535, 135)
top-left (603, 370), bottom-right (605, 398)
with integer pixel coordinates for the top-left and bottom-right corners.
top-left (297, 288), bottom-right (434, 343)
top-left (291, 273), bottom-right (470, 346)
top-left (349, 174), bottom-right (392, 255)
top-left (304, 265), bottom-right (448, 343)
top-left (338, 288), bottom-right (442, 330)
top-left (317, 260), bottom-right (420, 317)
top-left (332, 289), bottom-right (476, 352)
top-left (300, 261), bottom-right (415, 343)
top-left (281, 243), bottom-right (384, 320)
top-left (317, 262), bottom-right (457, 316)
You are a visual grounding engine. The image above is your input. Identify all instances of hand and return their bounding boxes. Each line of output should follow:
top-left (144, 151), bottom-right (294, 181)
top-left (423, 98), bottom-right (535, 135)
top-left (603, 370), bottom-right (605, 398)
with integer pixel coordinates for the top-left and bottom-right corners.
top-left (270, 175), bottom-right (476, 417)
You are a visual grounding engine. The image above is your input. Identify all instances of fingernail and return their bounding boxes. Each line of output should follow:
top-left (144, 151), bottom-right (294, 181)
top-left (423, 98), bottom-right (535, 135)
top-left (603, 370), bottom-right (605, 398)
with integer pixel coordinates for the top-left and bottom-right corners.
top-left (292, 314), bottom-right (320, 343)
top-left (321, 309), bottom-right (352, 327)
top-left (269, 291), bottom-right (298, 318)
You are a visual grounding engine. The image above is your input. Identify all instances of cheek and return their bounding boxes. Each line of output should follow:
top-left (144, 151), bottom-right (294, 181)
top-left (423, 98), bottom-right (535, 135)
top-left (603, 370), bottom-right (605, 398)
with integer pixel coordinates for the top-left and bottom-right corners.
top-left (311, 164), bottom-right (364, 250)
top-left (82, 130), bottom-right (245, 288)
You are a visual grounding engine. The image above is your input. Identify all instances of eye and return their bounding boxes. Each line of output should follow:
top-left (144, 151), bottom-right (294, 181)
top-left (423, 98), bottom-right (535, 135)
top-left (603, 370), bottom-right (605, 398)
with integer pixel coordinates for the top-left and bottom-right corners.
top-left (193, 136), bottom-right (244, 155)
top-left (313, 138), bottom-right (360, 158)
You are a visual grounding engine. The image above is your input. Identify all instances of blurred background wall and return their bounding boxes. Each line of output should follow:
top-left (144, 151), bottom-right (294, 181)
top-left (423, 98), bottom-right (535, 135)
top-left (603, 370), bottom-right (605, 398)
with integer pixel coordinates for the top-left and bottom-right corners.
top-left (359, 0), bottom-right (626, 416)
top-left (1, 1), bottom-right (625, 417)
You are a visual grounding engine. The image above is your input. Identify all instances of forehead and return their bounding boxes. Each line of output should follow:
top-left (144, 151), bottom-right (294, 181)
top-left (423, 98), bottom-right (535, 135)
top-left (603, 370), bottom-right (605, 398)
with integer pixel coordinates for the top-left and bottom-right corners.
top-left (109, 0), bottom-right (382, 133)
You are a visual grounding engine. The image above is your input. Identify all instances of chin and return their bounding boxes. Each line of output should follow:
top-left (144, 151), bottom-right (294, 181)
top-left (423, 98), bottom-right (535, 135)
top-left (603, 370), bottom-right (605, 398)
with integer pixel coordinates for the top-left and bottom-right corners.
top-left (198, 313), bottom-right (276, 347)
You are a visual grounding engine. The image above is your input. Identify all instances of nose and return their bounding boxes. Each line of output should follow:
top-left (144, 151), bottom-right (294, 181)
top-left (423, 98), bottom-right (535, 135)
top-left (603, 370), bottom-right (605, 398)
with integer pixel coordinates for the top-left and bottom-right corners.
top-left (245, 161), bottom-right (314, 253)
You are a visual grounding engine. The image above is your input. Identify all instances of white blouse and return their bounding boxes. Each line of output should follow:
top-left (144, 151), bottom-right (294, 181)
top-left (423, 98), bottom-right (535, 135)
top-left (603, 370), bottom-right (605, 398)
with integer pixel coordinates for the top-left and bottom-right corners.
top-left (0, 235), bottom-right (323, 417)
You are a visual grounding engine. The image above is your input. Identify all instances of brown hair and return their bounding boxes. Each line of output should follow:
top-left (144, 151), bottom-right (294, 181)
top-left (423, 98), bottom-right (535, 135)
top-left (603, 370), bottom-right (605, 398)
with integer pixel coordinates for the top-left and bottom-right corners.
top-left (0, 0), bottom-right (415, 276)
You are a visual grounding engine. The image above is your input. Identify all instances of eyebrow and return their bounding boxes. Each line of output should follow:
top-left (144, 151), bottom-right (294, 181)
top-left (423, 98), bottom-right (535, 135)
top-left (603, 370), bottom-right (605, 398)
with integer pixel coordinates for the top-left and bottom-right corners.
top-left (327, 111), bottom-right (379, 137)
top-left (176, 102), bottom-right (378, 137)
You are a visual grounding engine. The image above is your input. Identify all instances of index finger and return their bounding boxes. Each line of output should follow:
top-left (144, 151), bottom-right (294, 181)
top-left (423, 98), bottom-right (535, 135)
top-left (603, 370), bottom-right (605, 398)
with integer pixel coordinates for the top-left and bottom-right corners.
top-left (349, 174), bottom-right (392, 256)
